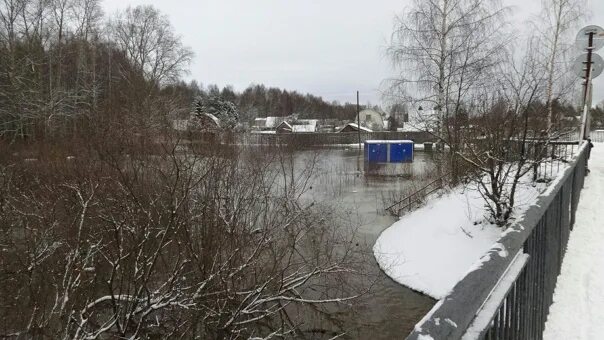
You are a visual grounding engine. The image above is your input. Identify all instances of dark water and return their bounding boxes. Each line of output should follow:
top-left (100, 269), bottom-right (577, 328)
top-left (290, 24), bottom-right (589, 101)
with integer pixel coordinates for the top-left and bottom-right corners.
top-left (289, 147), bottom-right (436, 339)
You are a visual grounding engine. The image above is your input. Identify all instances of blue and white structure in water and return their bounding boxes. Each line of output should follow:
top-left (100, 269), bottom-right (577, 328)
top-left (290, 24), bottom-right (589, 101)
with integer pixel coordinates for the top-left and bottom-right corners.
top-left (363, 140), bottom-right (415, 176)
top-left (364, 140), bottom-right (414, 163)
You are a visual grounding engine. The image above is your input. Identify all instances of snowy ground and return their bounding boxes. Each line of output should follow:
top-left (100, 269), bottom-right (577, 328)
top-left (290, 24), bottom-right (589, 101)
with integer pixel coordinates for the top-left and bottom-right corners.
top-left (373, 171), bottom-right (562, 299)
top-left (543, 143), bottom-right (604, 340)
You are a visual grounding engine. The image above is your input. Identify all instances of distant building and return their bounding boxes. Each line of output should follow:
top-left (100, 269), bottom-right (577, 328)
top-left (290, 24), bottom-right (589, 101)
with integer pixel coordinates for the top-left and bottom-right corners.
top-left (397, 125), bottom-right (423, 133)
top-left (356, 109), bottom-right (385, 131)
top-left (318, 125), bottom-right (336, 133)
top-left (291, 119), bottom-right (318, 133)
top-left (338, 123), bottom-right (373, 133)
top-left (253, 117), bottom-right (281, 130)
top-left (383, 118), bottom-right (391, 131)
top-left (275, 121), bottom-right (293, 133)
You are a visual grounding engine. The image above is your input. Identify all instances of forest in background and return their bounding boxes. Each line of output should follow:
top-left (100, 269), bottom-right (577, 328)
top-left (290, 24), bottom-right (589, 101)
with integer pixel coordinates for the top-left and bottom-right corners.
top-left (0, 0), bottom-right (363, 143)
top-left (166, 82), bottom-right (364, 123)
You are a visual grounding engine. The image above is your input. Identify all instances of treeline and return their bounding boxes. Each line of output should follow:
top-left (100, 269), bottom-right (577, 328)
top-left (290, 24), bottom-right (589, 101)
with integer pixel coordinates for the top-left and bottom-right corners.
top-left (0, 0), bottom-right (363, 141)
top-left (0, 1), bottom-right (193, 142)
top-left (164, 82), bottom-right (363, 122)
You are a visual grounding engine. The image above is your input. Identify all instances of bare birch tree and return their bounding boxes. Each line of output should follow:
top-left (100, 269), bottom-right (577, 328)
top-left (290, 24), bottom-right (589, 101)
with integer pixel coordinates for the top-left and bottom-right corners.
top-left (386, 0), bottom-right (509, 180)
top-left (109, 5), bottom-right (194, 87)
top-left (454, 38), bottom-right (553, 227)
top-left (387, 0), bottom-right (508, 129)
top-left (538, 0), bottom-right (585, 134)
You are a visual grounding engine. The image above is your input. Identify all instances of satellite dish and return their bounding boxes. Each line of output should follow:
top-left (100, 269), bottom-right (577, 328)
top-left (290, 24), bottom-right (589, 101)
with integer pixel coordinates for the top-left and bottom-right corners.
top-left (573, 53), bottom-right (604, 79)
top-left (575, 25), bottom-right (604, 51)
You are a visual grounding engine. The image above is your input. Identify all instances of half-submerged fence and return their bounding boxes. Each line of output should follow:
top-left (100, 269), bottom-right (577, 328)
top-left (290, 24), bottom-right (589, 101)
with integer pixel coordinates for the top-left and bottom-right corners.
top-left (406, 141), bottom-right (590, 340)
top-left (385, 174), bottom-right (449, 216)
top-left (182, 131), bottom-right (436, 146)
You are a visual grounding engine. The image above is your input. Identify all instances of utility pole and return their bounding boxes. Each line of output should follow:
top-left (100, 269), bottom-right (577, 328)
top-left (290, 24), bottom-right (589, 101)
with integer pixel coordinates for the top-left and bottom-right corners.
top-left (356, 91), bottom-right (362, 174)
top-left (357, 91), bottom-right (361, 146)
top-left (581, 32), bottom-right (595, 141)
top-left (575, 25), bottom-right (604, 141)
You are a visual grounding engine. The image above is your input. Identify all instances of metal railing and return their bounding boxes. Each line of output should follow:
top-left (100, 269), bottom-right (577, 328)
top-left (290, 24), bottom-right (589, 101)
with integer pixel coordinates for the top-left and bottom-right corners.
top-left (532, 141), bottom-right (581, 181)
top-left (406, 141), bottom-right (590, 340)
top-left (385, 174), bottom-right (449, 216)
top-left (589, 130), bottom-right (604, 143)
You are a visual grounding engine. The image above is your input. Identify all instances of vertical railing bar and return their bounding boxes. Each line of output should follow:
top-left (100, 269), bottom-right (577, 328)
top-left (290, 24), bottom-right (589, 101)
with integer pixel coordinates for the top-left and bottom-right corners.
top-left (502, 298), bottom-right (508, 340)
top-left (497, 305), bottom-right (504, 340)
top-left (525, 235), bottom-right (532, 340)
top-left (505, 286), bottom-right (513, 340)
top-left (517, 268), bottom-right (524, 340)
top-left (510, 290), bottom-right (515, 340)
top-left (514, 281), bottom-right (520, 339)
top-left (538, 219), bottom-right (545, 340)
top-left (519, 267), bottom-right (528, 340)
top-left (535, 219), bottom-right (541, 340)
top-left (528, 231), bottom-right (537, 340)
top-left (527, 225), bottom-right (534, 340)
top-left (536, 220), bottom-right (544, 340)
top-left (534, 222), bottom-right (541, 340)
top-left (487, 323), bottom-right (494, 340)
top-left (493, 309), bottom-right (500, 339)
top-left (539, 218), bottom-right (547, 340)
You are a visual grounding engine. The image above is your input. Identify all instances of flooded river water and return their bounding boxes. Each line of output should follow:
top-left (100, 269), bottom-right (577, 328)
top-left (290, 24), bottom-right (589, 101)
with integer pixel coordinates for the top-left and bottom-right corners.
top-left (286, 146), bottom-right (436, 339)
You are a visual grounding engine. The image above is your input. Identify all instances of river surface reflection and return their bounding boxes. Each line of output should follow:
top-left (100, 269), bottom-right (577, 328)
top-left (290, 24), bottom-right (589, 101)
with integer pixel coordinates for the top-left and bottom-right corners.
top-left (285, 147), bottom-right (436, 339)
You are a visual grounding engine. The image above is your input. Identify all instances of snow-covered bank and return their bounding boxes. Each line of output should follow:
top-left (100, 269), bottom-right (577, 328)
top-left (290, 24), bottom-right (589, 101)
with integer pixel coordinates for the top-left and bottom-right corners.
top-left (543, 143), bottom-right (604, 340)
top-left (373, 172), bottom-right (562, 299)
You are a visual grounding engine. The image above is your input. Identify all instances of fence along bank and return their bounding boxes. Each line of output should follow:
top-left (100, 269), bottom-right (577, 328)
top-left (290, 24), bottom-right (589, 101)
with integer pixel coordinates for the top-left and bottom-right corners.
top-left (183, 131), bottom-right (436, 146)
top-left (406, 141), bottom-right (589, 340)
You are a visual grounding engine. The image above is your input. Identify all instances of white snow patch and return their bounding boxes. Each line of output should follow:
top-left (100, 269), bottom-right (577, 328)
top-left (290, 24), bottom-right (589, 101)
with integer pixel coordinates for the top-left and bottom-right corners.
top-left (493, 243), bottom-right (509, 258)
top-left (374, 166), bottom-right (565, 299)
top-left (414, 299), bottom-right (444, 333)
top-left (444, 318), bottom-right (458, 328)
top-left (543, 143), bottom-right (604, 339)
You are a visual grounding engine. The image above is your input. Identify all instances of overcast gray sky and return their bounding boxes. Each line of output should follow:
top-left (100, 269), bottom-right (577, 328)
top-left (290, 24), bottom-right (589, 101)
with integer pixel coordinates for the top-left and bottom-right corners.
top-left (103, 0), bottom-right (604, 106)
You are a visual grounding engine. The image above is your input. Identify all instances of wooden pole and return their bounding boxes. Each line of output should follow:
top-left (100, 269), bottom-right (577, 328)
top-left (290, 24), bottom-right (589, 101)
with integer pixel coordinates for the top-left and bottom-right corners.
top-left (357, 91), bottom-right (361, 174)
top-left (580, 32), bottom-right (595, 141)
top-left (357, 91), bottom-right (360, 145)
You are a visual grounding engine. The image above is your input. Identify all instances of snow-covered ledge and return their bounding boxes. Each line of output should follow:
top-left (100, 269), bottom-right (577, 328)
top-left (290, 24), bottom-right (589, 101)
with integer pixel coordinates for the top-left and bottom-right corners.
top-left (373, 176), bottom-right (560, 299)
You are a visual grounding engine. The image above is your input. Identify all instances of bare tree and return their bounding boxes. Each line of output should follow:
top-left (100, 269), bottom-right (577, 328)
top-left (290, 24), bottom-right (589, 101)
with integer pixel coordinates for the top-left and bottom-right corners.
top-left (110, 5), bottom-right (194, 87)
top-left (387, 0), bottom-right (508, 128)
top-left (71, 0), bottom-right (102, 41)
top-left (454, 38), bottom-right (552, 227)
top-left (0, 133), bottom-right (368, 339)
top-left (538, 0), bottom-right (585, 134)
top-left (0, 0), bottom-right (49, 140)
top-left (386, 0), bottom-right (509, 180)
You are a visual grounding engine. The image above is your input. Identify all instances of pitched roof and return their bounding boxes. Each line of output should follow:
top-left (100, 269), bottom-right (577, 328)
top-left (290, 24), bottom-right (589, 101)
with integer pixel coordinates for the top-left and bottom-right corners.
top-left (339, 123), bottom-right (372, 132)
top-left (276, 121), bottom-right (293, 131)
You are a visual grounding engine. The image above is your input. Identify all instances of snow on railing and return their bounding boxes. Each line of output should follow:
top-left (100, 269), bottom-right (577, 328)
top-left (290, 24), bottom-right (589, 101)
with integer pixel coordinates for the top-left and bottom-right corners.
top-left (406, 142), bottom-right (590, 340)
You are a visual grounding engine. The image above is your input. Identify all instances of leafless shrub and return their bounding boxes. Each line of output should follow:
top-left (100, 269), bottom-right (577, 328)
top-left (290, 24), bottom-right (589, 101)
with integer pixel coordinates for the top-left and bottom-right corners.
top-left (0, 131), bottom-right (368, 339)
